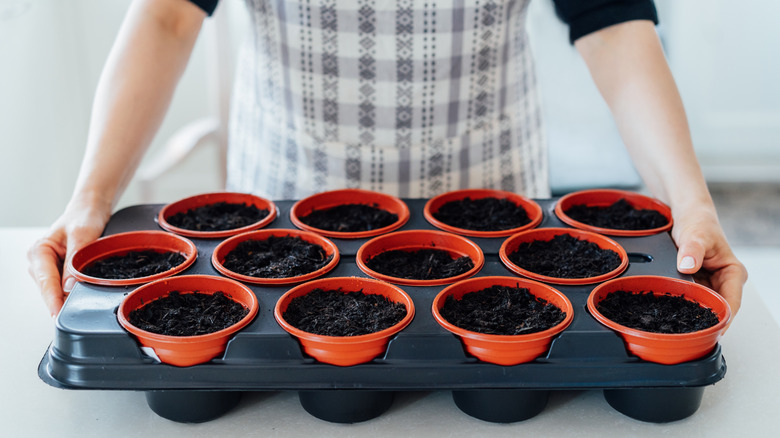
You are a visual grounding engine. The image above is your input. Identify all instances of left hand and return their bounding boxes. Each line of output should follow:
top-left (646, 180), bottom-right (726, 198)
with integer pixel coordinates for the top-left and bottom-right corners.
top-left (672, 208), bottom-right (747, 321)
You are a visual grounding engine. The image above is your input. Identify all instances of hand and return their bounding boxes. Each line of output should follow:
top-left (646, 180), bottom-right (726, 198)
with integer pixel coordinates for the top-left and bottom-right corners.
top-left (27, 198), bottom-right (111, 317)
top-left (672, 209), bottom-right (747, 321)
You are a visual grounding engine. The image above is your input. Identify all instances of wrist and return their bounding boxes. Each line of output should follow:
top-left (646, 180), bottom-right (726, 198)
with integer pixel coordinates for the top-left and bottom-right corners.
top-left (667, 195), bottom-right (722, 244)
top-left (666, 186), bottom-right (716, 222)
top-left (67, 189), bottom-right (115, 217)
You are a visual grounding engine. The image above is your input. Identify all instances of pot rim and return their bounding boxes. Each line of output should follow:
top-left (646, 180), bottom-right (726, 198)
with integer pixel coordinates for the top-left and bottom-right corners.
top-left (499, 227), bottom-right (629, 285)
top-left (212, 228), bottom-right (340, 285)
top-left (274, 276), bottom-right (416, 344)
top-left (117, 274), bottom-right (259, 343)
top-left (356, 229), bottom-right (485, 286)
top-left (554, 189), bottom-right (673, 237)
top-left (423, 189), bottom-right (543, 238)
top-left (68, 230), bottom-right (198, 286)
top-left (157, 191), bottom-right (278, 239)
top-left (290, 188), bottom-right (410, 239)
top-left (586, 275), bottom-right (732, 340)
top-left (431, 276), bottom-right (574, 342)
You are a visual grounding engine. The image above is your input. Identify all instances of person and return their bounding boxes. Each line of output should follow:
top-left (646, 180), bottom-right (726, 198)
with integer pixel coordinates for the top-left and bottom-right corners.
top-left (27, 0), bottom-right (746, 320)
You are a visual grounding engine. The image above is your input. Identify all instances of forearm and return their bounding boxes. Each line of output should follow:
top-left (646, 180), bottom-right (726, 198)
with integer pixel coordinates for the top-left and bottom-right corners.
top-left (574, 20), bottom-right (714, 222)
top-left (72, 0), bottom-right (205, 212)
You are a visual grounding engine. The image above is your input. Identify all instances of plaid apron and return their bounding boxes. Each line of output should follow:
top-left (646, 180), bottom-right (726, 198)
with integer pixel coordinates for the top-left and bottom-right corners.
top-left (227, 0), bottom-right (549, 199)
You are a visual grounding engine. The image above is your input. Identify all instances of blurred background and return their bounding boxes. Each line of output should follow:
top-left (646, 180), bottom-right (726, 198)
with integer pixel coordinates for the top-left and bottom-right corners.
top-left (1, 1), bottom-right (778, 316)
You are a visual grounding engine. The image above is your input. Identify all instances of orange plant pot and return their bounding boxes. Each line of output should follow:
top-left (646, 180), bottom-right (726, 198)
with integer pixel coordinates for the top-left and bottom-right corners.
top-left (68, 230), bottom-right (197, 286)
top-left (356, 230), bottom-right (484, 286)
top-left (290, 188), bottom-right (410, 239)
top-left (554, 189), bottom-right (672, 237)
top-left (424, 189), bottom-right (543, 238)
top-left (274, 277), bottom-right (415, 366)
top-left (211, 229), bottom-right (340, 285)
top-left (158, 192), bottom-right (277, 239)
top-left (432, 276), bottom-right (573, 365)
top-left (499, 227), bottom-right (628, 285)
top-left (117, 275), bottom-right (259, 367)
top-left (587, 275), bottom-right (731, 365)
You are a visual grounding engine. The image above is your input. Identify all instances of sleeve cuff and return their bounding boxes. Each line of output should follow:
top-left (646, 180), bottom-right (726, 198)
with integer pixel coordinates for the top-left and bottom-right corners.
top-left (568, 1), bottom-right (659, 43)
top-left (187, 0), bottom-right (219, 17)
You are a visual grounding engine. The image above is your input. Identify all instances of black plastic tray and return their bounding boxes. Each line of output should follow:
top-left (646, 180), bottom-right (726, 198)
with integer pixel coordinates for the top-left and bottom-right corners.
top-left (39, 198), bottom-right (726, 424)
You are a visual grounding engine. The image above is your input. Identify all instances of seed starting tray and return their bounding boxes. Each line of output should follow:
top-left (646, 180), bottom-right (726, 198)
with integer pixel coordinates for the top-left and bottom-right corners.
top-left (38, 198), bottom-right (726, 424)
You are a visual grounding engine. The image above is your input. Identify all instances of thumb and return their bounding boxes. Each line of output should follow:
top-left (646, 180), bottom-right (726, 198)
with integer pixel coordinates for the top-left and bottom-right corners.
top-left (676, 237), bottom-right (706, 274)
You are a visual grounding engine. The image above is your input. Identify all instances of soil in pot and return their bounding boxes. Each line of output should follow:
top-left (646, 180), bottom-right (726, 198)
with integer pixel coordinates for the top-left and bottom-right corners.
top-left (128, 291), bottom-right (250, 336)
top-left (432, 197), bottom-right (531, 231)
top-left (221, 235), bottom-right (333, 278)
top-left (298, 203), bottom-right (399, 233)
top-left (282, 288), bottom-right (408, 336)
top-left (365, 249), bottom-right (475, 280)
top-left (165, 202), bottom-right (270, 232)
top-left (595, 290), bottom-right (719, 333)
top-left (82, 250), bottom-right (186, 279)
top-left (564, 199), bottom-right (669, 231)
top-left (439, 285), bottom-right (566, 335)
top-left (507, 234), bottom-right (621, 279)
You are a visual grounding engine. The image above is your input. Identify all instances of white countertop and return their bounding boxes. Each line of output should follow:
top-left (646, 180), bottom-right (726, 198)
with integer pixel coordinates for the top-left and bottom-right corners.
top-left (2, 228), bottom-right (779, 437)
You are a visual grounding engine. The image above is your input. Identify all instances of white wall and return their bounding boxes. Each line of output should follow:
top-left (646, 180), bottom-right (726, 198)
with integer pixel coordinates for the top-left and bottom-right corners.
top-left (527, 0), bottom-right (642, 194)
top-left (0, 0), bottom-right (222, 227)
top-left (529, 0), bottom-right (780, 190)
top-left (1, 0), bottom-right (94, 226)
top-left (657, 0), bottom-right (780, 181)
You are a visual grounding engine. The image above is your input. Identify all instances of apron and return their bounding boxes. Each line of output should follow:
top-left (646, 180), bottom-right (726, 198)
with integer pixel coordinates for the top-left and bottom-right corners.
top-left (227, 0), bottom-right (549, 200)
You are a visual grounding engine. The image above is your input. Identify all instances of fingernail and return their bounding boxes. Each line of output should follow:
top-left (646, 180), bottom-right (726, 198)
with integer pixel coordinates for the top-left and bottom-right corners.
top-left (63, 277), bottom-right (76, 292)
top-left (679, 256), bottom-right (696, 270)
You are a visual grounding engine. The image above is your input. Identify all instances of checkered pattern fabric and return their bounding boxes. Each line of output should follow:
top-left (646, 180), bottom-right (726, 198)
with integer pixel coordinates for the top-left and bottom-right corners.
top-left (227, 0), bottom-right (549, 200)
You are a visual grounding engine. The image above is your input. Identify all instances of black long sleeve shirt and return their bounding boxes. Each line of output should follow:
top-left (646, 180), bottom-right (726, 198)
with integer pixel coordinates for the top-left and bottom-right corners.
top-left (186, 0), bottom-right (658, 43)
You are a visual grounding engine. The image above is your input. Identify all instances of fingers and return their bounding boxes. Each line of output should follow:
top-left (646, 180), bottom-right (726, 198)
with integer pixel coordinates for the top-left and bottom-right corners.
top-left (712, 263), bottom-right (748, 320)
top-left (28, 200), bottom-right (112, 316)
top-left (672, 214), bottom-right (747, 326)
top-left (27, 237), bottom-right (67, 317)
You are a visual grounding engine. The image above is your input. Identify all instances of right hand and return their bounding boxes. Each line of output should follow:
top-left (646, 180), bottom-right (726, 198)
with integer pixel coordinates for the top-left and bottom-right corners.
top-left (27, 197), bottom-right (112, 317)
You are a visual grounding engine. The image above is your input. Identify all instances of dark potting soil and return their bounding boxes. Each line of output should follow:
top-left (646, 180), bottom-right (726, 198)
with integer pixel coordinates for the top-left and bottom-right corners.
top-left (564, 199), bottom-right (669, 230)
top-left (298, 203), bottom-right (399, 232)
top-left (282, 288), bottom-right (408, 337)
top-left (508, 234), bottom-right (621, 279)
top-left (596, 290), bottom-right (720, 334)
top-left (432, 197), bottom-right (531, 231)
top-left (82, 250), bottom-right (186, 279)
top-left (222, 236), bottom-right (333, 278)
top-left (166, 202), bottom-right (270, 232)
top-left (440, 285), bottom-right (566, 335)
top-left (365, 248), bottom-right (474, 280)
top-left (128, 291), bottom-right (249, 336)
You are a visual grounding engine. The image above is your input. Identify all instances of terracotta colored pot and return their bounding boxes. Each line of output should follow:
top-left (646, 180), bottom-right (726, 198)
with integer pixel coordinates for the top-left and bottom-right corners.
top-left (212, 229), bottom-right (340, 285)
top-left (424, 189), bottom-right (543, 238)
top-left (290, 188), bottom-right (410, 239)
top-left (499, 227), bottom-right (628, 285)
top-left (158, 192), bottom-right (277, 239)
top-left (356, 230), bottom-right (484, 286)
top-left (432, 276), bottom-right (573, 365)
top-left (587, 275), bottom-right (731, 365)
top-left (68, 230), bottom-right (197, 286)
top-left (275, 277), bottom-right (415, 366)
top-left (117, 275), bottom-right (259, 367)
top-left (554, 189), bottom-right (673, 237)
